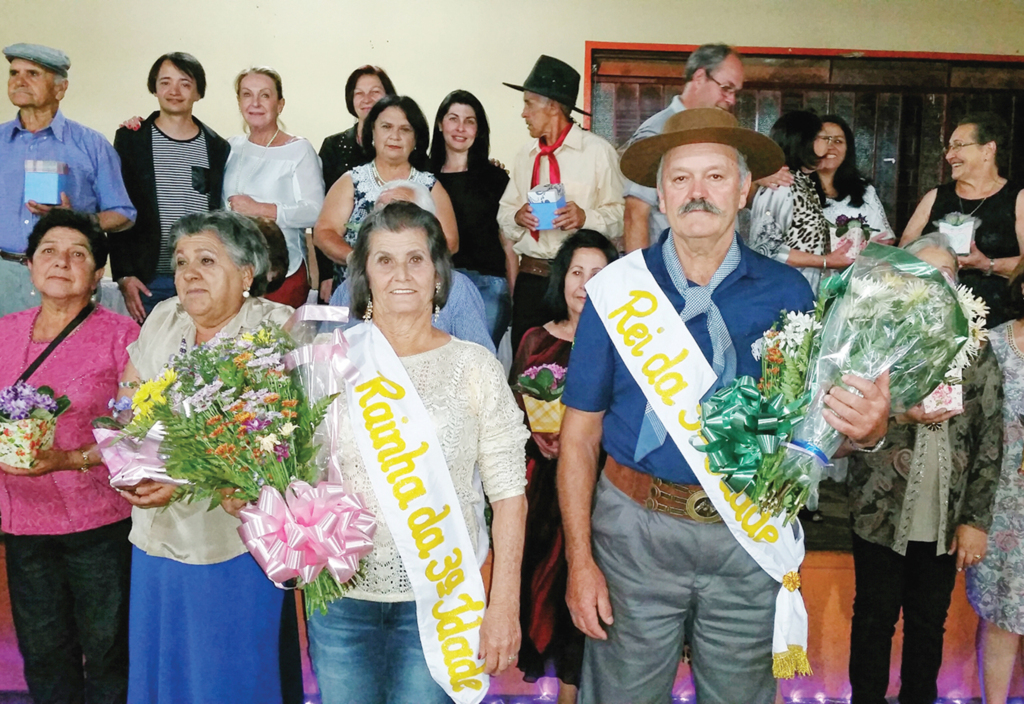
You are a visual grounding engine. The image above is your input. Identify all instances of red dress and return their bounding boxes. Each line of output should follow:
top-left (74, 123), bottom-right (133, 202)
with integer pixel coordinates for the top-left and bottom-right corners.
top-left (511, 326), bottom-right (584, 685)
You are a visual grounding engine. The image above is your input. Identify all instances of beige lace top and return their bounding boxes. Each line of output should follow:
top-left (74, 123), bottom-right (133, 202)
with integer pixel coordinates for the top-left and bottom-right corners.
top-left (330, 338), bottom-right (528, 601)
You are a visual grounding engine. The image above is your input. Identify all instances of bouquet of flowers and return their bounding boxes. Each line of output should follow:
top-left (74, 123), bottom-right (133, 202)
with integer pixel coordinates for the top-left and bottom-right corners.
top-left (0, 382), bottom-right (69, 468)
top-left (922, 286), bottom-right (988, 414)
top-left (102, 320), bottom-right (375, 614)
top-left (516, 363), bottom-right (567, 433)
top-left (772, 243), bottom-right (974, 514)
top-left (696, 243), bottom-right (978, 521)
top-left (934, 212), bottom-right (981, 255)
top-left (696, 304), bottom-right (826, 521)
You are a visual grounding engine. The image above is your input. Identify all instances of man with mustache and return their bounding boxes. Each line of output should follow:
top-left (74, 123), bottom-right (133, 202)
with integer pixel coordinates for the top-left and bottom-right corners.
top-left (0, 43), bottom-right (135, 316)
top-left (621, 43), bottom-right (792, 252)
top-left (559, 108), bottom-right (892, 703)
top-left (498, 54), bottom-right (625, 349)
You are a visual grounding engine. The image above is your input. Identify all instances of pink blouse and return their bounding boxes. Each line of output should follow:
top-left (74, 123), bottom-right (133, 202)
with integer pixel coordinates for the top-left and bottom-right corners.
top-left (0, 306), bottom-right (139, 535)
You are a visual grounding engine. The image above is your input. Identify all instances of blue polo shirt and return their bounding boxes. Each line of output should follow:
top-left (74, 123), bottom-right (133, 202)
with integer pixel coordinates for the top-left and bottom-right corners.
top-left (0, 110), bottom-right (136, 252)
top-left (563, 231), bottom-right (814, 485)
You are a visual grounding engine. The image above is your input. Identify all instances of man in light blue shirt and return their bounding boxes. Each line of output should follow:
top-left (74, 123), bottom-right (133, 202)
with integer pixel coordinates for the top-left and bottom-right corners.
top-left (621, 43), bottom-right (793, 252)
top-left (0, 43), bottom-right (135, 316)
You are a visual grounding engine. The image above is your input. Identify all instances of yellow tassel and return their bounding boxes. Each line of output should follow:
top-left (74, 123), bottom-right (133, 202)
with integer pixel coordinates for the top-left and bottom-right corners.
top-left (773, 645), bottom-right (813, 679)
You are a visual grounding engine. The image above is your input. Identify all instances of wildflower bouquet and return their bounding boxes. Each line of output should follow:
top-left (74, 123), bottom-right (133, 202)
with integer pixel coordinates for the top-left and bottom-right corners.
top-left (109, 320), bottom-right (375, 614)
top-left (516, 363), bottom-right (567, 433)
top-left (0, 382), bottom-right (70, 468)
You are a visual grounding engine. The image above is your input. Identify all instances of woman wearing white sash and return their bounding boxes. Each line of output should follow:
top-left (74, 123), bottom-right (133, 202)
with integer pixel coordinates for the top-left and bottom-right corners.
top-left (307, 201), bottom-right (528, 704)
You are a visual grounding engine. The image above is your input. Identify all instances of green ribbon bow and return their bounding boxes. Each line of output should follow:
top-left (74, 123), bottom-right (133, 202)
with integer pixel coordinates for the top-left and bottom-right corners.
top-left (691, 376), bottom-right (809, 497)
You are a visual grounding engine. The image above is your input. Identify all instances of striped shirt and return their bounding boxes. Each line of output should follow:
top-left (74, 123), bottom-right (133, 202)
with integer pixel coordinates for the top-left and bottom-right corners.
top-left (152, 125), bottom-right (209, 273)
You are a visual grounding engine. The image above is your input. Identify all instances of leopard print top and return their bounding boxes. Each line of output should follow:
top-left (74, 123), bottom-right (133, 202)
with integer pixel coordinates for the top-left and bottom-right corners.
top-left (785, 171), bottom-right (830, 255)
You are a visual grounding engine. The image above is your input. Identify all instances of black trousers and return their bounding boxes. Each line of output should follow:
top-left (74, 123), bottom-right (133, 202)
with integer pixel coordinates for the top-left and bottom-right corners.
top-left (511, 271), bottom-right (554, 353)
top-left (849, 533), bottom-right (957, 704)
top-left (5, 519), bottom-right (132, 704)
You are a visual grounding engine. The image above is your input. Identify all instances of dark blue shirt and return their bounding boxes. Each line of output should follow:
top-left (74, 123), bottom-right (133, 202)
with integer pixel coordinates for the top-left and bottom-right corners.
top-left (563, 232), bottom-right (815, 484)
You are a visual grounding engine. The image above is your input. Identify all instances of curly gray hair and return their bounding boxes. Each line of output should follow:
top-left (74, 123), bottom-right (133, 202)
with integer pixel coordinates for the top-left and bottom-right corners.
top-left (168, 210), bottom-right (270, 279)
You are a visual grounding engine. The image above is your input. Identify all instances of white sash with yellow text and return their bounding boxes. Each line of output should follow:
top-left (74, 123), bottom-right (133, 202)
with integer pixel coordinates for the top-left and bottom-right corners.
top-left (344, 322), bottom-right (489, 701)
top-left (586, 250), bottom-right (811, 677)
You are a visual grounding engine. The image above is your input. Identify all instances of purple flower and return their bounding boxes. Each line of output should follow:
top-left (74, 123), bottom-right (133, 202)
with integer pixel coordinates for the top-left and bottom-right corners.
top-left (244, 417), bottom-right (271, 433)
top-left (108, 397), bottom-right (133, 413)
top-left (273, 443), bottom-right (290, 462)
top-left (0, 381), bottom-right (58, 420)
top-left (835, 215), bottom-right (850, 226)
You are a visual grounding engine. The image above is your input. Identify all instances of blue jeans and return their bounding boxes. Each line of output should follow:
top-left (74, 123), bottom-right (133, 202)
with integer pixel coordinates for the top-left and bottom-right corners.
top-left (307, 598), bottom-right (453, 704)
top-left (5, 519), bottom-right (132, 704)
top-left (142, 275), bottom-right (178, 316)
top-left (458, 269), bottom-right (511, 348)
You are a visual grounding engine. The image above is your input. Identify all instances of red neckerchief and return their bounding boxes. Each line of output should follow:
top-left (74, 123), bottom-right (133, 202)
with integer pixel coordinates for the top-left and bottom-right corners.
top-left (528, 122), bottom-right (573, 240)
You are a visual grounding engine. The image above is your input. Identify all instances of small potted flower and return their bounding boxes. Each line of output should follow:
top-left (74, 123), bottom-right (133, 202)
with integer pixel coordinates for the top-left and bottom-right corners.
top-left (0, 381), bottom-right (70, 468)
top-left (516, 363), bottom-right (567, 433)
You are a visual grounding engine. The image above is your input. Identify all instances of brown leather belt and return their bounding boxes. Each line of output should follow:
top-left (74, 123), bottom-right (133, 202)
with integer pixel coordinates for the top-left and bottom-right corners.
top-left (519, 255), bottom-right (551, 278)
top-left (604, 456), bottom-right (721, 523)
top-left (0, 249), bottom-right (27, 264)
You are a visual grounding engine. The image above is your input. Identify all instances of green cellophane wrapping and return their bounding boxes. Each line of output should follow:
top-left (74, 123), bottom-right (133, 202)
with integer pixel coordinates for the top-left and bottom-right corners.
top-left (772, 243), bottom-right (969, 515)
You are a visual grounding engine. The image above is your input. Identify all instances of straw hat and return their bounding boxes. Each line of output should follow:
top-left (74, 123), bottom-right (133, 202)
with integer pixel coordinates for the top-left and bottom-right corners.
top-left (620, 108), bottom-right (784, 187)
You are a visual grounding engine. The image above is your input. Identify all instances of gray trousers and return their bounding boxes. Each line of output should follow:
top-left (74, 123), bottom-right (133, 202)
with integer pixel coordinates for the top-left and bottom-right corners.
top-left (0, 257), bottom-right (38, 317)
top-left (579, 474), bottom-right (780, 704)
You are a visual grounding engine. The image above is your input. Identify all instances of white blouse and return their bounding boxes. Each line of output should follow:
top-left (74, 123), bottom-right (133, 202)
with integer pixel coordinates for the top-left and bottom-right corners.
top-left (328, 338), bottom-right (528, 602)
top-left (223, 135), bottom-right (325, 277)
top-left (823, 184), bottom-right (893, 240)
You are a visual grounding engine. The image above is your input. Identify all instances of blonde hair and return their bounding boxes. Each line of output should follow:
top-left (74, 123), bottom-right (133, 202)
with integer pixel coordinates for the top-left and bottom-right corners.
top-left (234, 66), bottom-right (285, 132)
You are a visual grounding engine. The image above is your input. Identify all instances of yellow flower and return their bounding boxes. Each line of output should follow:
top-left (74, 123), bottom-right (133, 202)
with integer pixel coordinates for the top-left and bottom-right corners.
top-left (132, 369), bottom-right (176, 419)
top-left (252, 327), bottom-right (276, 346)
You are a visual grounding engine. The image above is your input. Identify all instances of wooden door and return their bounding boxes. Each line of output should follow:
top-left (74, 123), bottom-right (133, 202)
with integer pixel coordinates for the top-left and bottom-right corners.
top-left (592, 52), bottom-right (1024, 236)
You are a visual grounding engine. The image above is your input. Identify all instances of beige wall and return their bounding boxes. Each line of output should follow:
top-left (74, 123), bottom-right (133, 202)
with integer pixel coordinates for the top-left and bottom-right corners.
top-left (4, 0), bottom-right (1023, 163)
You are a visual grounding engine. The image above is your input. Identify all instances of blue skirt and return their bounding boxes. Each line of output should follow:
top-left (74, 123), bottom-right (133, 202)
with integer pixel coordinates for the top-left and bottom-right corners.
top-left (127, 547), bottom-right (285, 704)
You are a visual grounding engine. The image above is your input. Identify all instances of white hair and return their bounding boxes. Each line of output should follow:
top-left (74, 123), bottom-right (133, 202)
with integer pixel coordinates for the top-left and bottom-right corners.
top-left (377, 179), bottom-right (436, 214)
top-left (655, 146), bottom-right (749, 192)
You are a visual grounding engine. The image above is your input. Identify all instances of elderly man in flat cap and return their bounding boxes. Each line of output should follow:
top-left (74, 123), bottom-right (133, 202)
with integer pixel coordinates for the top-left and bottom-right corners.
top-left (497, 54), bottom-right (624, 350)
top-left (558, 108), bottom-right (892, 703)
top-left (0, 43), bottom-right (135, 316)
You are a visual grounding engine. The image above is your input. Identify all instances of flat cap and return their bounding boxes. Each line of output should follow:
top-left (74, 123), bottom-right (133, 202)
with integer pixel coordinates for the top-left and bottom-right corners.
top-left (3, 43), bottom-right (71, 77)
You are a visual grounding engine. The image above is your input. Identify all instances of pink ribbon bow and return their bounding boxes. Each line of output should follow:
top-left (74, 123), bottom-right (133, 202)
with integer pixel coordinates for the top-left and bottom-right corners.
top-left (238, 481), bottom-right (376, 587)
top-left (94, 423), bottom-right (188, 489)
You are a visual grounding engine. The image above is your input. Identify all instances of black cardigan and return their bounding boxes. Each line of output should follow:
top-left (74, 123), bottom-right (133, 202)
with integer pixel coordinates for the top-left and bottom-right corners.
top-left (111, 112), bottom-right (230, 283)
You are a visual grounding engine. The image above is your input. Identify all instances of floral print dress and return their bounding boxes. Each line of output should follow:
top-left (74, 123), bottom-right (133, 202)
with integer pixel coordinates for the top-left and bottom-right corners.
top-left (967, 322), bottom-right (1024, 634)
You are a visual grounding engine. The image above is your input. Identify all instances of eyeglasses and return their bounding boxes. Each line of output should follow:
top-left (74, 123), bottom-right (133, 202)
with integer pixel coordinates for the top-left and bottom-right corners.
top-left (944, 141), bottom-right (978, 154)
top-left (816, 135), bottom-right (846, 146)
top-left (705, 72), bottom-right (739, 97)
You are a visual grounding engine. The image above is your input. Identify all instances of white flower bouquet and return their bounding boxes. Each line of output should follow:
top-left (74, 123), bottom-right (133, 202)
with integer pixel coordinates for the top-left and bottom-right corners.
top-left (771, 243), bottom-right (975, 512)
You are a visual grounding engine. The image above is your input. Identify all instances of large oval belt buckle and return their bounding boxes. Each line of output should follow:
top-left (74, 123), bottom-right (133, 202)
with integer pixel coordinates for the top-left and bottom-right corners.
top-left (686, 490), bottom-right (720, 523)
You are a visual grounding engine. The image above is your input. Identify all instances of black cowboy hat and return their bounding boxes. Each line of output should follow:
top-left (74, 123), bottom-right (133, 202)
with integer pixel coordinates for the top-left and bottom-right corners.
top-left (503, 55), bottom-right (590, 116)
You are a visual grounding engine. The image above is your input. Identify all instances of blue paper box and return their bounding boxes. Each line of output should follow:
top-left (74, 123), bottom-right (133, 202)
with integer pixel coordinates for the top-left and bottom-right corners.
top-left (530, 196), bottom-right (566, 231)
top-left (24, 161), bottom-right (68, 205)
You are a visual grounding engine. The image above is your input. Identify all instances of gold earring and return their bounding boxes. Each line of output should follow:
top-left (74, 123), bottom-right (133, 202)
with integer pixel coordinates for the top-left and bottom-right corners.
top-left (363, 295), bottom-right (373, 321)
